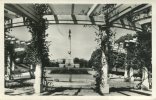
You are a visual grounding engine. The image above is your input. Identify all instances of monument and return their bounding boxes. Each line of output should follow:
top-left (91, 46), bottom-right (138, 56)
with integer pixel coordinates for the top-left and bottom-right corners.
top-left (59, 29), bottom-right (79, 68)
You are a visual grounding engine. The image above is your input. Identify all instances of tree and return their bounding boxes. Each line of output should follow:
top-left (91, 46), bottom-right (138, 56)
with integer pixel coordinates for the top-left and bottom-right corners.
top-left (73, 57), bottom-right (80, 64)
top-left (123, 23), bottom-right (152, 88)
top-left (89, 48), bottom-right (102, 71)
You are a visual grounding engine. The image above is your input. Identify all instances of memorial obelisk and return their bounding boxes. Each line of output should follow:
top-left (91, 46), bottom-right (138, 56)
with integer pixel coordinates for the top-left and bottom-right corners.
top-left (65, 29), bottom-right (74, 68)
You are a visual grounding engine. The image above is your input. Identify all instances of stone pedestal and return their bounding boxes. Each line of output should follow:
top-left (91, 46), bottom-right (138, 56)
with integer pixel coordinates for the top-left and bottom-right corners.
top-left (141, 67), bottom-right (149, 90)
top-left (100, 51), bottom-right (109, 94)
top-left (34, 63), bottom-right (42, 95)
top-left (65, 57), bottom-right (74, 68)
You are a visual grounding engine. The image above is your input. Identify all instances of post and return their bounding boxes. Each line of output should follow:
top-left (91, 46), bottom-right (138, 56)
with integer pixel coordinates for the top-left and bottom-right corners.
top-left (100, 50), bottom-right (109, 94)
top-left (129, 67), bottom-right (134, 82)
top-left (124, 45), bottom-right (129, 81)
top-left (141, 67), bottom-right (149, 90)
top-left (29, 64), bottom-right (34, 78)
top-left (124, 63), bottom-right (128, 81)
top-left (69, 29), bottom-right (71, 57)
top-left (6, 53), bottom-right (11, 80)
top-left (12, 61), bottom-right (15, 72)
top-left (98, 25), bottom-right (110, 94)
top-left (34, 63), bottom-right (42, 94)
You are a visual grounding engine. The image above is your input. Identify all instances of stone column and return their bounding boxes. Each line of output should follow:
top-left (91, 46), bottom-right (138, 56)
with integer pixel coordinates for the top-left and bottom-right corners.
top-left (12, 61), bottom-right (15, 71)
top-left (141, 67), bottom-right (149, 90)
top-left (30, 64), bottom-right (33, 70)
top-left (100, 51), bottom-right (109, 94)
top-left (6, 54), bottom-right (11, 80)
top-left (129, 67), bottom-right (134, 82)
top-left (34, 63), bottom-right (42, 95)
top-left (29, 64), bottom-right (34, 78)
top-left (124, 63), bottom-right (128, 81)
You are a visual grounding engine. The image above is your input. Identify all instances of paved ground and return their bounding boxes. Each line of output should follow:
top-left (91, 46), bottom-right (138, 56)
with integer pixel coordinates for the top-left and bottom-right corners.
top-left (5, 78), bottom-right (152, 96)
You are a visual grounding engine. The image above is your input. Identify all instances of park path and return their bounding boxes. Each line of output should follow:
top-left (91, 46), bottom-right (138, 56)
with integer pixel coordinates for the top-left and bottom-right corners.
top-left (5, 78), bottom-right (152, 96)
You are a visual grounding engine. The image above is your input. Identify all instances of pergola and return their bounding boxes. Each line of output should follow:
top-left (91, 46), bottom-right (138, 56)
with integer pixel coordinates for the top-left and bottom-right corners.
top-left (4, 4), bottom-right (152, 95)
top-left (5, 4), bottom-right (151, 31)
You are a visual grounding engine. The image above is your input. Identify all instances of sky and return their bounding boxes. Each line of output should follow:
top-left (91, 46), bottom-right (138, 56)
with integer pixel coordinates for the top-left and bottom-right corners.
top-left (8, 25), bottom-right (136, 60)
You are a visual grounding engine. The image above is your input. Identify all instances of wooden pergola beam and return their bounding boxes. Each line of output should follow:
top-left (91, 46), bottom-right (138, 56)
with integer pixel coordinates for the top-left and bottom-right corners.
top-left (4, 9), bottom-right (19, 19)
top-left (108, 4), bottom-right (147, 23)
top-left (5, 15), bottom-right (105, 28)
top-left (5, 4), bottom-right (25, 19)
top-left (133, 4), bottom-right (151, 15)
top-left (5, 4), bottom-right (40, 22)
top-left (48, 4), bottom-right (56, 15)
top-left (71, 4), bottom-right (75, 15)
top-left (87, 4), bottom-right (100, 16)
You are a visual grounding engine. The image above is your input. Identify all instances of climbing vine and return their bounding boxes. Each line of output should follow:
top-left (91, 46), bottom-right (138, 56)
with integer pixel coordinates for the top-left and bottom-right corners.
top-left (24, 4), bottom-right (50, 66)
top-left (24, 4), bottom-right (50, 92)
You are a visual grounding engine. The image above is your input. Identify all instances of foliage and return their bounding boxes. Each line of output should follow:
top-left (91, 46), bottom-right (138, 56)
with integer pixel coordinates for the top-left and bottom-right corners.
top-left (89, 48), bottom-right (102, 71)
top-left (14, 51), bottom-right (26, 64)
top-left (73, 57), bottom-right (90, 68)
top-left (24, 4), bottom-right (50, 67)
top-left (135, 31), bottom-right (151, 71)
top-left (112, 52), bottom-right (126, 69)
top-left (73, 57), bottom-right (80, 64)
top-left (89, 48), bottom-right (126, 72)
top-left (124, 25), bottom-right (152, 75)
top-left (4, 40), bottom-right (15, 75)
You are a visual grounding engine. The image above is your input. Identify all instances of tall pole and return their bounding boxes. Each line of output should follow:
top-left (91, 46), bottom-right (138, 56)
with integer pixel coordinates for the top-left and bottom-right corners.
top-left (68, 29), bottom-right (72, 82)
top-left (69, 29), bottom-right (71, 57)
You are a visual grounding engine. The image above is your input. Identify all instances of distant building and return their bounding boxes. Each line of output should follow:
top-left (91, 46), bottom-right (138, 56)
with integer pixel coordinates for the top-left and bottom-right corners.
top-left (113, 43), bottom-right (126, 54)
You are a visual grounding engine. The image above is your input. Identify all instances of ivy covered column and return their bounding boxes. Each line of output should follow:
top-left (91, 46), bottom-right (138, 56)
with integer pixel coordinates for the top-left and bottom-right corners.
top-left (98, 5), bottom-right (115, 94)
top-left (25, 4), bottom-right (49, 94)
top-left (6, 52), bottom-right (11, 80)
top-left (5, 40), bottom-right (14, 80)
top-left (98, 26), bottom-right (110, 94)
top-left (137, 23), bottom-right (152, 90)
top-left (100, 50), bottom-right (109, 94)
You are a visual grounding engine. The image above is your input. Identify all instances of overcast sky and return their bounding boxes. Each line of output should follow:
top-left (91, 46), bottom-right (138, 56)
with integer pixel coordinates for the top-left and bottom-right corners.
top-left (8, 25), bottom-right (135, 60)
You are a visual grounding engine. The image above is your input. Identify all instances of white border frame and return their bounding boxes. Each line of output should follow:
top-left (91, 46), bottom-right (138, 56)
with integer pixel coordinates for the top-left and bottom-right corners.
top-left (0, 0), bottom-right (156, 100)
